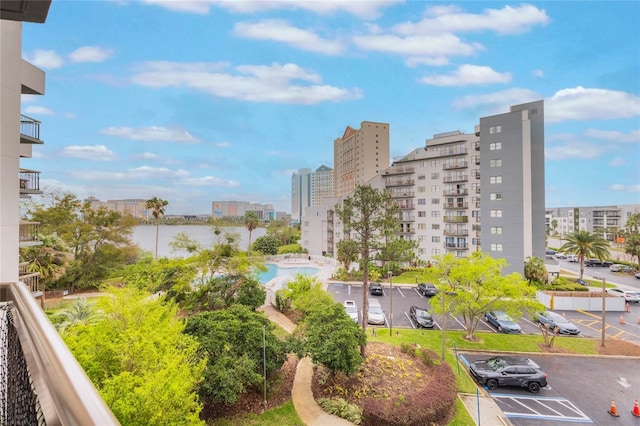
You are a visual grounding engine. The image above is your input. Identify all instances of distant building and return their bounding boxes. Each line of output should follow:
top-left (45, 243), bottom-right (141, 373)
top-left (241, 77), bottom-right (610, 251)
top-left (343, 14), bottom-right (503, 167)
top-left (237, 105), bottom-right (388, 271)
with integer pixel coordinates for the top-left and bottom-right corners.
top-left (212, 200), bottom-right (277, 221)
top-left (546, 204), bottom-right (640, 241)
top-left (334, 121), bottom-right (390, 197)
top-left (291, 165), bottom-right (334, 224)
top-left (84, 197), bottom-right (149, 219)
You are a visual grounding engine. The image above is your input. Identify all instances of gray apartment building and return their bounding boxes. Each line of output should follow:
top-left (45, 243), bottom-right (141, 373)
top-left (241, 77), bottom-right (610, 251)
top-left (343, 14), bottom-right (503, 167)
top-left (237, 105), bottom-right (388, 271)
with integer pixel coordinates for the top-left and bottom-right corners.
top-left (301, 100), bottom-right (546, 276)
top-left (546, 204), bottom-right (640, 240)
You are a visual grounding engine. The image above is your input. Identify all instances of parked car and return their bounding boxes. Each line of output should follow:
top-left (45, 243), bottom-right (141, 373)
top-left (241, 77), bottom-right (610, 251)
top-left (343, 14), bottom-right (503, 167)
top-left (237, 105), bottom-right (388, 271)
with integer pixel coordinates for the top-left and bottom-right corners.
top-left (575, 278), bottom-right (589, 286)
top-left (417, 283), bottom-right (438, 297)
top-left (369, 282), bottom-right (383, 296)
top-left (609, 264), bottom-right (632, 273)
top-left (535, 311), bottom-right (581, 335)
top-left (367, 299), bottom-right (385, 325)
top-left (566, 255), bottom-right (578, 262)
top-left (468, 356), bottom-right (548, 393)
top-left (635, 272), bottom-right (640, 279)
top-left (585, 259), bottom-right (604, 267)
top-left (554, 252), bottom-right (567, 259)
top-left (344, 300), bottom-right (358, 322)
top-left (484, 311), bottom-right (522, 334)
top-left (409, 306), bottom-right (434, 328)
top-left (606, 288), bottom-right (640, 303)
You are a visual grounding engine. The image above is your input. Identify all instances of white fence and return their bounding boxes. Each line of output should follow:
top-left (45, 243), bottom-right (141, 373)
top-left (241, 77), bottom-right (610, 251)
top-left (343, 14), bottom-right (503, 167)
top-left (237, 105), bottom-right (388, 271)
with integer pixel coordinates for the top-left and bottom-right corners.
top-left (537, 291), bottom-right (626, 312)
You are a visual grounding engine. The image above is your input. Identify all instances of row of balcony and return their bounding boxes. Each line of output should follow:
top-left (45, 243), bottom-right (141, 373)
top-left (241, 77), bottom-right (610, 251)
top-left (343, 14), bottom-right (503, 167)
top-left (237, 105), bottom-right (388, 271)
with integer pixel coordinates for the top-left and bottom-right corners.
top-left (386, 179), bottom-right (414, 187)
top-left (384, 166), bottom-right (415, 175)
top-left (442, 161), bottom-right (468, 170)
top-left (443, 202), bottom-right (468, 209)
top-left (443, 242), bottom-right (469, 250)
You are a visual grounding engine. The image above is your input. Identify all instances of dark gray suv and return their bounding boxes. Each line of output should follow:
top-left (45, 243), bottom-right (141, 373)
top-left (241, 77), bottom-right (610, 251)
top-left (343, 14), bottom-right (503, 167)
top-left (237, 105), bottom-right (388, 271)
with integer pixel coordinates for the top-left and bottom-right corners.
top-left (469, 356), bottom-right (548, 393)
top-left (369, 282), bottom-right (383, 295)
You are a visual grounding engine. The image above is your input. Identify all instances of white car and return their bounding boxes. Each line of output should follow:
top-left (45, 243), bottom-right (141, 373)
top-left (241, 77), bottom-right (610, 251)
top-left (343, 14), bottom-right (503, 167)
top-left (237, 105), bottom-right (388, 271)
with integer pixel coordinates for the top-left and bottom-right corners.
top-left (344, 300), bottom-right (358, 322)
top-left (606, 288), bottom-right (640, 303)
top-left (609, 264), bottom-right (632, 273)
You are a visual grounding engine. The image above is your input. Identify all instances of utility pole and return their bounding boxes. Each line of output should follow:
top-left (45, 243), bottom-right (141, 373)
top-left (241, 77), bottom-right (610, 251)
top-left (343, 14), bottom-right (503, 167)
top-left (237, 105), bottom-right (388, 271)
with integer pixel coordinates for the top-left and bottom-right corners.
top-left (388, 270), bottom-right (393, 336)
top-left (601, 278), bottom-right (606, 347)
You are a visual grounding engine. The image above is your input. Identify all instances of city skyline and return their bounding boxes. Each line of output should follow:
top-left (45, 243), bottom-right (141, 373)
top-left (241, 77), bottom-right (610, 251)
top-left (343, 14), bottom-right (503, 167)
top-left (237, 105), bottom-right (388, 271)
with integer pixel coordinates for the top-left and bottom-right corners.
top-left (20, 1), bottom-right (639, 214)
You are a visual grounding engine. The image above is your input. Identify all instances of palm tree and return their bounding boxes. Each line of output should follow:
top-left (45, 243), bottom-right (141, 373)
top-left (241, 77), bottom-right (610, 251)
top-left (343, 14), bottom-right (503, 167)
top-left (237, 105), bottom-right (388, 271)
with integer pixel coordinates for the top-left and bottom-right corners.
top-left (146, 197), bottom-right (169, 259)
top-left (244, 211), bottom-right (259, 250)
top-left (559, 230), bottom-right (610, 279)
top-left (54, 298), bottom-right (102, 332)
top-left (524, 256), bottom-right (548, 285)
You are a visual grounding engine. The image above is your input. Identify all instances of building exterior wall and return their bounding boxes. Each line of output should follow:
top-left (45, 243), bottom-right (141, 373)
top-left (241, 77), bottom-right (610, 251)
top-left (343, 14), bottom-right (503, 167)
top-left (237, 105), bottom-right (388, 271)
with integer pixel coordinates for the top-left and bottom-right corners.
top-left (333, 121), bottom-right (389, 197)
top-left (546, 204), bottom-right (640, 240)
top-left (212, 200), bottom-right (276, 220)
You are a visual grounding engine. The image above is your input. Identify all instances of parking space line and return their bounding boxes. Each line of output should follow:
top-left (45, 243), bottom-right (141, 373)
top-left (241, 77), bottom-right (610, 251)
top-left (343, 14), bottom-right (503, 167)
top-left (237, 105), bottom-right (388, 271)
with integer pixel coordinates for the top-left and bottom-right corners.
top-left (492, 394), bottom-right (592, 423)
top-left (404, 312), bottom-right (416, 329)
top-left (395, 287), bottom-right (406, 298)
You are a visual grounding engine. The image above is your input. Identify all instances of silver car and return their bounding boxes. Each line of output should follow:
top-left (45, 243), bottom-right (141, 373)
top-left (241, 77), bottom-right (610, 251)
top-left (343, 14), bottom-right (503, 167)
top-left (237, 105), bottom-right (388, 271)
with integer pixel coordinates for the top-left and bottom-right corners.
top-left (344, 300), bottom-right (358, 322)
top-left (606, 288), bottom-right (640, 303)
top-left (367, 300), bottom-right (385, 325)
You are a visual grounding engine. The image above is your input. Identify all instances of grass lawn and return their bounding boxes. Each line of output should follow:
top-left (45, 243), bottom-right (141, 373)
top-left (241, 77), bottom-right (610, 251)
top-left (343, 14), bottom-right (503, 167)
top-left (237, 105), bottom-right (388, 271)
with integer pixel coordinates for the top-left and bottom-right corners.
top-left (208, 401), bottom-right (303, 426)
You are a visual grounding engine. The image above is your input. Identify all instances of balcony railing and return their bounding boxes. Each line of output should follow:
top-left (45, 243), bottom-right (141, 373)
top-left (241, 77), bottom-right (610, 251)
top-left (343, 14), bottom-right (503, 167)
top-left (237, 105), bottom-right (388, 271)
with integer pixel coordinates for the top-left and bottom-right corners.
top-left (444, 242), bottom-right (469, 250)
top-left (442, 162), bottom-right (468, 170)
top-left (19, 222), bottom-right (40, 246)
top-left (443, 175), bottom-right (468, 183)
top-left (443, 189), bottom-right (468, 196)
top-left (384, 166), bottom-right (415, 176)
top-left (0, 282), bottom-right (120, 425)
top-left (386, 179), bottom-right (415, 187)
top-left (443, 229), bottom-right (469, 236)
top-left (443, 202), bottom-right (468, 209)
top-left (443, 216), bottom-right (468, 223)
top-left (19, 169), bottom-right (42, 195)
top-left (20, 115), bottom-right (42, 143)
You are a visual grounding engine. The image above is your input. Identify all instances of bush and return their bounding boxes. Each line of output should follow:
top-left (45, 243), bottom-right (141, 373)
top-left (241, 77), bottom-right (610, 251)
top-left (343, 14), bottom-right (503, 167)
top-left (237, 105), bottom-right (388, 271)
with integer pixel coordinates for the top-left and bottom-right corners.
top-left (549, 277), bottom-right (588, 291)
top-left (317, 397), bottom-right (363, 425)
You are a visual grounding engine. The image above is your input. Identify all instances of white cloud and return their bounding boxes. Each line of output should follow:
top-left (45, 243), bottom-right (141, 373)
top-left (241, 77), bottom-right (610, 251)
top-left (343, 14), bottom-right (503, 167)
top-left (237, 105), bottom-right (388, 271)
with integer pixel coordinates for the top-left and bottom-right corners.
top-left (130, 61), bottom-right (362, 104)
top-left (62, 145), bottom-right (117, 161)
top-left (545, 141), bottom-right (605, 160)
top-left (141, 0), bottom-right (401, 19)
top-left (215, 141), bottom-right (231, 148)
top-left (394, 4), bottom-right (550, 36)
top-left (68, 46), bottom-right (114, 63)
top-left (609, 184), bottom-right (640, 193)
top-left (129, 166), bottom-right (190, 178)
top-left (181, 176), bottom-right (241, 187)
top-left (420, 65), bottom-right (511, 86)
top-left (68, 166), bottom-right (190, 180)
top-left (101, 126), bottom-right (199, 143)
top-left (132, 152), bottom-right (160, 160)
top-left (64, 112), bottom-right (77, 119)
top-left (584, 128), bottom-right (640, 144)
top-left (608, 157), bottom-right (626, 166)
top-left (453, 88), bottom-right (541, 110)
top-left (546, 87), bottom-right (640, 123)
top-left (533, 69), bottom-right (544, 78)
top-left (24, 50), bottom-right (64, 69)
top-left (24, 105), bottom-right (54, 115)
top-left (233, 20), bottom-right (345, 55)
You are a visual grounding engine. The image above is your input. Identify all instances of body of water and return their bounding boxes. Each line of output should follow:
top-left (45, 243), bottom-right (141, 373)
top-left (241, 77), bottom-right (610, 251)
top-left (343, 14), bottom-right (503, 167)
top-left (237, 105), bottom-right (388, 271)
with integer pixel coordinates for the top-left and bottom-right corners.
top-left (132, 225), bottom-right (267, 258)
top-left (257, 264), bottom-right (319, 283)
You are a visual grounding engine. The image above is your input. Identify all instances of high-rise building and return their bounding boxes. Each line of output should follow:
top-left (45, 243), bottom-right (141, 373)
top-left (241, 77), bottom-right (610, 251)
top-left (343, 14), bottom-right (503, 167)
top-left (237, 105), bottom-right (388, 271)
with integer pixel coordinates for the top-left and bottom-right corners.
top-left (291, 165), bottom-right (334, 224)
top-left (333, 121), bottom-right (390, 197)
top-left (301, 101), bottom-right (546, 276)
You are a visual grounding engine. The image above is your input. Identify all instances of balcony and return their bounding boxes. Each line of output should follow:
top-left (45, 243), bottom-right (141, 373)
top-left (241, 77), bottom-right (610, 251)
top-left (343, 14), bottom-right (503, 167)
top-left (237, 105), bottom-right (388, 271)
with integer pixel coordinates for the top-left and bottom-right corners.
top-left (443, 229), bottom-right (469, 236)
top-left (384, 166), bottom-right (415, 176)
top-left (442, 161), bottom-right (468, 170)
top-left (443, 189), bottom-right (468, 196)
top-left (443, 202), bottom-right (468, 210)
top-left (443, 175), bottom-right (468, 183)
top-left (443, 216), bottom-right (468, 223)
top-left (19, 222), bottom-right (41, 247)
top-left (442, 148), bottom-right (467, 156)
top-left (391, 191), bottom-right (415, 198)
top-left (19, 169), bottom-right (42, 196)
top-left (386, 179), bottom-right (415, 187)
top-left (443, 242), bottom-right (469, 250)
top-left (0, 282), bottom-right (119, 425)
top-left (20, 114), bottom-right (43, 144)
top-left (473, 170), bottom-right (480, 179)
top-left (397, 203), bottom-right (415, 210)
top-left (473, 142), bottom-right (480, 151)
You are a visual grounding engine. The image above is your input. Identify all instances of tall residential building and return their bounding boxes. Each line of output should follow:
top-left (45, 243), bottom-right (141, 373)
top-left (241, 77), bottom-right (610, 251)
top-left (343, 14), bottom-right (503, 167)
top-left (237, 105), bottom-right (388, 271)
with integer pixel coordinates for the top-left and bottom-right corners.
top-left (291, 165), bottom-right (334, 224)
top-left (546, 204), bottom-right (640, 240)
top-left (333, 121), bottom-right (390, 197)
top-left (301, 101), bottom-right (546, 276)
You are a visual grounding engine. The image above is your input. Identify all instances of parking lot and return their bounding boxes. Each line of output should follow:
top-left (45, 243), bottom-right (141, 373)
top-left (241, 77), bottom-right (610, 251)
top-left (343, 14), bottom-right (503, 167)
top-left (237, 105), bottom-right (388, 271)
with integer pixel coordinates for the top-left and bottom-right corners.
top-left (328, 282), bottom-right (640, 343)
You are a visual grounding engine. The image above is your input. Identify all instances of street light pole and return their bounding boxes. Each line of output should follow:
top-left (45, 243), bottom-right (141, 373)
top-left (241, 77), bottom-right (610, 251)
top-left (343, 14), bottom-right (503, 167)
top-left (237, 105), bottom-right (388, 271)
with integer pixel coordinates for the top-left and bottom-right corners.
top-left (388, 271), bottom-right (393, 336)
top-left (601, 278), bottom-right (606, 347)
top-left (263, 325), bottom-right (267, 408)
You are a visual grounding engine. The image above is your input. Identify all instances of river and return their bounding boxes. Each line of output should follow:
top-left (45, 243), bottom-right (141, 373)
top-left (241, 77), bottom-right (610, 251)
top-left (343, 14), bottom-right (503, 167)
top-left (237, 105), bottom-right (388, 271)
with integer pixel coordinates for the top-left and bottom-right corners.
top-left (132, 225), bottom-right (267, 258)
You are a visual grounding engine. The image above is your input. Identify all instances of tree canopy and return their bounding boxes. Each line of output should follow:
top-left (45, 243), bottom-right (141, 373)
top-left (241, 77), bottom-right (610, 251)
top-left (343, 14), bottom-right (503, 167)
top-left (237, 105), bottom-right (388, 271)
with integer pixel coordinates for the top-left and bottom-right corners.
top-left (559, 231), bottom-right (610, 279)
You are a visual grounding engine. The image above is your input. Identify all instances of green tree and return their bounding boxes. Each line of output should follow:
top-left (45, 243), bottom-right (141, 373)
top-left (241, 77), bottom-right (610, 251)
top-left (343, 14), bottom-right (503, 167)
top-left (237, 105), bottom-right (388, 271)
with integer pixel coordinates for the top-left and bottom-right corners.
top-left (169, 231), bottom-right (202, 255)
top-left (559, 230), bottom-right (610, 279)
top-left (184, 305), bottom-right (286, 404)
top-left (335, 184), bottom-right (399, 350)
top-left (623, 212), bottom-right (640, 269)
top-left (524, 256), bottom-right (548, 285)
top-left (244, 211), bottom-right (260, 250)
top-left (336, 239), bottom-right (359, 271)
top-left (266, 220), bottom-right (299, 245)
top-left (425, 252), bottom-right (543, 340)
top-left (303, 302), bottom-right (366, 376)
top-left (54, 298), bottom-right (103, 332)
top-left (146, 196), bottom-right (169, 259)
top-left (377, 237), bottom-right (417, 272)
top-left (62, 289), bottom-right (205, 425)
top-left (252, 235), bottom-right (280, 255)
top-left (20, 233), bottom-right (70, 286)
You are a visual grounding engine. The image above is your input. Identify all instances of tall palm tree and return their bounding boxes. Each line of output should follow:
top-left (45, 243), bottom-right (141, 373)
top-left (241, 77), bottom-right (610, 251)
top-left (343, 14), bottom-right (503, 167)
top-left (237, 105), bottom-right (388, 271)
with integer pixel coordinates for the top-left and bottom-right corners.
top-left (244, 211), bottom-right (259, 250)
top-left (146, 197), bottom-right (168, 259)
top-left (559, 230), bottom-right (610, 279)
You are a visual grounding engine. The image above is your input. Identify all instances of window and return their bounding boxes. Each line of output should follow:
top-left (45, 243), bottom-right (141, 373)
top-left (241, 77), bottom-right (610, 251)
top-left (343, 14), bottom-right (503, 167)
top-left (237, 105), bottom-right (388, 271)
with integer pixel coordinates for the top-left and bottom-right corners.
top-left (431, 198), bottom-right (440, 204)
top-left (432, 236), bottom-right (440, 243)
top-left (418, 199), bottom-right (426, 205)
top-left (417, 223), bottom-right (427, 230)
top-left (490, 226), bottom-right (503, 235)
top-left (431, 173), bottom-right (440, 179)
top-left (490, 209), bottom-right (503, 218)
top-left (490, 176), bottom-right (502, 184)
top-left (490, 243), bottom-right (503, 252)
top-left (431, 211), bottom-right (440, 218)
top-left (431, 160), bottom-right (440, 167)
top-left (431, 249), bottom-right (441, 256)
top-left (432, 224), bottom-right (440, 230)
top-left (418, 174), bottom-right (426, 180)
top-left (489, 159), bottom-right (502, 168)
top-left (417, 186), bottom-right (426, 193)
top-left (304, 221), bottom-right (309, 226)
top-left (489, 125), bottom-right (502, 134)
top-left (490, 192), bottom-right (502, 201)
top-left (418, 211), bottom-right (426, 218)
top-left (431, 185), bottom-right (440, 192)
top-left (489, 142), bottom-right (502, 150)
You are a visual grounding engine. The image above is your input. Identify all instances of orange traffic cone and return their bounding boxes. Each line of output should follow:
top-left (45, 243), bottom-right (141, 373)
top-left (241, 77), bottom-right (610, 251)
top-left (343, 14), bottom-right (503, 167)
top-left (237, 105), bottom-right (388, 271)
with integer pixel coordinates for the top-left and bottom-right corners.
top-left (608, 400), bottom-right (620, 417)
top-left (633, 400), bottom-right (640, 418)
top-left (619, 315), bottom-right (625, 324)
top-left (637, 314), bottom-right (640, 324)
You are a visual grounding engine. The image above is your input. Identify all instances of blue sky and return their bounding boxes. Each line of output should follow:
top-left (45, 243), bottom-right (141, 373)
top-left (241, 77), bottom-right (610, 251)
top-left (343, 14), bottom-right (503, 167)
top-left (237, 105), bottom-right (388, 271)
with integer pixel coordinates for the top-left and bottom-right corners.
top-left (21, 0), bottom-right (640, 215)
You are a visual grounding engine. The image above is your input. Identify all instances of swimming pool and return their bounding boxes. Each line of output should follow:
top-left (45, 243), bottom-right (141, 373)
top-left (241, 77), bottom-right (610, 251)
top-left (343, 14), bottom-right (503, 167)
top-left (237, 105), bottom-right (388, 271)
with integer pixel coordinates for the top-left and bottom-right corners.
top-left (257, 264), bottom-right (319, 283)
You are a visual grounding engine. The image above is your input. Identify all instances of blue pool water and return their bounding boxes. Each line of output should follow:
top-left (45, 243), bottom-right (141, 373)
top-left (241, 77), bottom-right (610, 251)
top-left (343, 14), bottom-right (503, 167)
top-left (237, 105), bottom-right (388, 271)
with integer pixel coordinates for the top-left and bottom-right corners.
top-left (258, 264), bottom-right (319, 283)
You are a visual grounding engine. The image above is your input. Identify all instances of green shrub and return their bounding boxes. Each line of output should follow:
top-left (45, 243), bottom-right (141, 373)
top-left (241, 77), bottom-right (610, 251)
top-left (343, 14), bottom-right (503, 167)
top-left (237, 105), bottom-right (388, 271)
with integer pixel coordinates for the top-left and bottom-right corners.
top-left (317, 397), bottom-right (363, 425)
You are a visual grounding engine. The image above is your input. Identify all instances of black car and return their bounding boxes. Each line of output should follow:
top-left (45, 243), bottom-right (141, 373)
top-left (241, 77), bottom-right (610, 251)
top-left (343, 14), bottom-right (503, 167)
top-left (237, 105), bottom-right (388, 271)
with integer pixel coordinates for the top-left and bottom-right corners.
top-left (484, 311), bottom-right (521, 334)
top-left (409, 306), bottom-right (434, 328)
top-left (536, 311), bottom-right (581, 335)
top-left (585, 259), bottom-right (612, 267)
top-left (369, 282), bottom-right (383, 296)
top-left (417, 283), bottom-right (438, 297)
top-left (575, 278), bottom-right (588, 286)
top-left (469, 356), bottom-right (548, 393)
